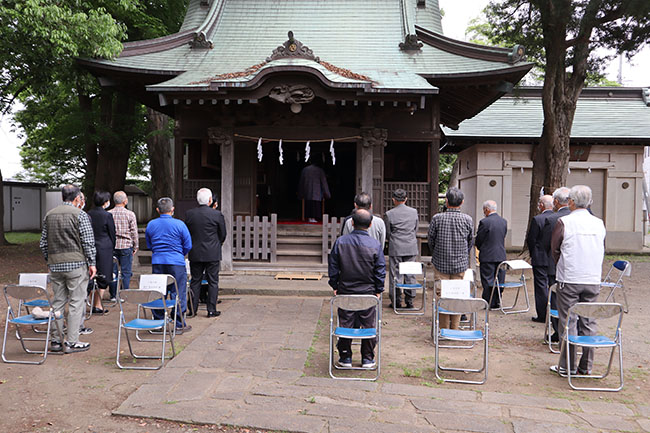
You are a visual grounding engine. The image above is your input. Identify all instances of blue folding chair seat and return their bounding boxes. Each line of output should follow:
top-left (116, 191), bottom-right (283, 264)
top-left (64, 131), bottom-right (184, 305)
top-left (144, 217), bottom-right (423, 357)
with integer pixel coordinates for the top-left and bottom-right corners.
top-left (117, 289), bottom-right (176, 370)
top-left (434, 297), bottom-right (489, 385)
top-left (600, 260), bottom-right (630, 313)
top-left (334, 327), bottom-right (377, 339)
top-left (22, 299), bottom-right (50, 308)
top-left (141, 299), bottom-right (177, 309)
top-left (545, 283), bottom-right (560, 353)
top-left (561, 302), bottom-right (624, 392)
top-left (2, 285), bottom-right (62, 365)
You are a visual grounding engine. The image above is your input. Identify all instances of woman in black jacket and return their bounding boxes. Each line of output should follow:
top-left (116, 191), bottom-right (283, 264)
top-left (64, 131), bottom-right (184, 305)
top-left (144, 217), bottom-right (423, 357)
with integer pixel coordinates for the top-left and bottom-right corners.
top-left (87, 191), bottom-right (116, 314)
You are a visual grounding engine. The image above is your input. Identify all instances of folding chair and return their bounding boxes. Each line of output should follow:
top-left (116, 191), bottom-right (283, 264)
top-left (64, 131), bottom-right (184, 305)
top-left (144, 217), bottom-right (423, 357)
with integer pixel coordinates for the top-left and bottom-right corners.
top-left (489, 259), bottom-right (531, 315)
top-left (87, 257), bottom-right (121, 318)
top-left (17, 273), bottom-right (51, 338)
top-left (544, 282), bottom-right (560, 354)
top-left (108, 256), bottom-right (122, 306)
top-left (2, 285), bottom-right (63, 364)
top-left (434, 297), bottom-right (489, 385)
top-left (562, 302), bottom-right (624, 392)
top-left (116, 289), bottom-right (176, 370)
top-left (329, 294), bottom-right (381, 381)
top-left (135, 274), bottom-right (179, 341)
top-left (601, 260), bottom-right (630, 313)
top-left (431, 278), bottom-right (476, 349)
top-left (392, 262), bottom-right (426, 315)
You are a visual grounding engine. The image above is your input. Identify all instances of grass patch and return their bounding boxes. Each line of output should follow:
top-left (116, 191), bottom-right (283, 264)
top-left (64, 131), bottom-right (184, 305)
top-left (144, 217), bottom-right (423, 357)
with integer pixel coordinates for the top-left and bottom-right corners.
top-left (5, 232), bottom-right (41, 244)
top-left (403, 367), bottom-right (422, 378)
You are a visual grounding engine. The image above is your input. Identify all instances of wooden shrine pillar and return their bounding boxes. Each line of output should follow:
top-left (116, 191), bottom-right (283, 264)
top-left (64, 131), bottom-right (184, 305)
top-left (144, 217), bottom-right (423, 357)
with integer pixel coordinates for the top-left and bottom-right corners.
top-left (429, 138), bottom-right (440, 219)
top-left (208, 128), bottom-right (234, 271)
top-left (360, 128), bottom-right (387, 213)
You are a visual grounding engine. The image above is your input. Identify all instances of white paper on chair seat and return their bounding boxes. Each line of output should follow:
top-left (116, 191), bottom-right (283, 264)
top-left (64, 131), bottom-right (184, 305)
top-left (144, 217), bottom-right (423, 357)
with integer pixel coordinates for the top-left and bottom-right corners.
top-left (441, 280), bottom-right (471, 299)
top-left (185, 258), bottom-right (191, 275)
top-left (504, 260), bottom-right (532, 270)
top-left (463, 269), bottom-right (474, 281)
top-left (399, 261), bottom-right (423, 275)
top-left (19, 273), bottom-right (49, 289)
top-left (139, 275), bottom-right (168, 295)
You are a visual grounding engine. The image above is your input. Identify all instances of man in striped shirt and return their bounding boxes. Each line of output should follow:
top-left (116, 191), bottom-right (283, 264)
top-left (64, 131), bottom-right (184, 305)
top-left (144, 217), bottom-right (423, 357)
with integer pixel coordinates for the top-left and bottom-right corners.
top-left (108, 191), bottom-right (139, 299)
top-left (40, 184), bottom-right (96, 353)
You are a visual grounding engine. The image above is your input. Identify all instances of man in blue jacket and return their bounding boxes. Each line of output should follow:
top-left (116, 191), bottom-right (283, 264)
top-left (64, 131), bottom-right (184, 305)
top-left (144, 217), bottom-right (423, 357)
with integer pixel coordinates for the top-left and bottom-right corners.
top-left (145, 197), bottom-right (192, 332)
top-left (328, 209), bottom-right (385, 369)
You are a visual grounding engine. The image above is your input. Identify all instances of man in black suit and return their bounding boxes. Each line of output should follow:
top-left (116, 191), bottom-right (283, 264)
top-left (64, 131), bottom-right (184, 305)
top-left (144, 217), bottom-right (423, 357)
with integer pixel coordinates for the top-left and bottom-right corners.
top-left (475, 200), bottom-right (508, 308)
top-left (527, 194), bottom-right (554, 323)
top-left (541, 187), bottom-right (571, 340)
top-left (185, 188), bottom-right (227, 318)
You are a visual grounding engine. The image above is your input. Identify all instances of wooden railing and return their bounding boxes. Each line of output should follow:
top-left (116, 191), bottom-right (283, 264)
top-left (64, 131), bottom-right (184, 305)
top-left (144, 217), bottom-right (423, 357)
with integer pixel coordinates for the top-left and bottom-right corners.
top-left (232, 214), bottom-right (277, 262)
top-left (383, 182), bottom-right (430, 222)
top-left (322, 214), bottom-right (343, 264)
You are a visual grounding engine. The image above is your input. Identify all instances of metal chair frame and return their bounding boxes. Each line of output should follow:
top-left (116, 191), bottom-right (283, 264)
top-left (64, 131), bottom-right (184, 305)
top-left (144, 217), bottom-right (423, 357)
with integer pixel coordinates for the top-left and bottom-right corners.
top-left (431, 279), bottom-right (478, 349)
top-left (600, 260), bottom-right (630, 313)
top-left (329, 294), bottom-right (381, 381)
top-left (561, 302), bottom-right (624, 392)
top-left (392, 262), bottom-right (426, 316)
top-left (489, 260), bottom-right (531, 315)
top-left (116, 289), bottom-right (176, 370)
top-left (16, 273), bottom-right (52, 339)
top-left (2, 285), bottom-right (63, 364)
top-left (434, 297), bottom-right (489, 385)
top-left (134, 274), bottom-right (179, 342)
top-left (544, 282), bottom-right (560, 353)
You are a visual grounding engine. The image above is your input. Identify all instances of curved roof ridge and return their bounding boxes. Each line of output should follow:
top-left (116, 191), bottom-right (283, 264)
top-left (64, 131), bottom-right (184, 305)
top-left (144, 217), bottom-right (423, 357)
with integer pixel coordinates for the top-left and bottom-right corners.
top-left (416, 25), bottom-right (525, 64)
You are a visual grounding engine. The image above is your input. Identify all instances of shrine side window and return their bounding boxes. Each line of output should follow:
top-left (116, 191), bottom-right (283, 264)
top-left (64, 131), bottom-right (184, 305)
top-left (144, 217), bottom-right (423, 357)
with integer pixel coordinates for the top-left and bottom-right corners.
top-left (384, 142), bottom-right (427, 181)
top-left (182, 138), bottom-right (221, 179)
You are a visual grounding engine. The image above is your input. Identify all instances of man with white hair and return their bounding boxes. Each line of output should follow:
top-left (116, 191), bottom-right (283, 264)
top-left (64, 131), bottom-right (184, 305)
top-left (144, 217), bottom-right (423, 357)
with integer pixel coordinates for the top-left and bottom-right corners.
top-left (108, 190), bottom-right (138, 298)
top-left (184, 188), bottom-right (227, 318)
top-left (527, 194), bottom-right (554, 322)
top-left (475, 200), bottom-right (507, 307)
top-left (549, 185), bottom-right (606, 376)
top-left (541, 186), bottom-right (571, 341)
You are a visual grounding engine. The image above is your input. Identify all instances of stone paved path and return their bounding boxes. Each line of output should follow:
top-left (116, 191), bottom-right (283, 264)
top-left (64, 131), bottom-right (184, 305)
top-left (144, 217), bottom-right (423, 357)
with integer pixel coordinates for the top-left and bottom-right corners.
top-left (114, 297), bottom-right (650, 433)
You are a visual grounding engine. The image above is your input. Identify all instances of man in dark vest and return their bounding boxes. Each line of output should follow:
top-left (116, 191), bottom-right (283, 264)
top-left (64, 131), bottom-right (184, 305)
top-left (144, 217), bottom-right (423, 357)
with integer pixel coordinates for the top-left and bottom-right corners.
top-left (39, 184), bottom-right (97, 353)
top-left (185, 187), bottom-right (227, 318)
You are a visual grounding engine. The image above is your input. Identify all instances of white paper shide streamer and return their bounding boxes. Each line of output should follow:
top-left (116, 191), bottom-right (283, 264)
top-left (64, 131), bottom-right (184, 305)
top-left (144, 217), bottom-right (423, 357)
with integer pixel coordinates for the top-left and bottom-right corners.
top-left (257, 137), bottom-right (263, 162)
top-left (304, 141), bottom-right (311, 162)
top-left (540, 187), bottom-right (544, 197)
top-left (329, 139), bottom-right (336, 165)
top-left (278, 139), bottom-right (284, 165)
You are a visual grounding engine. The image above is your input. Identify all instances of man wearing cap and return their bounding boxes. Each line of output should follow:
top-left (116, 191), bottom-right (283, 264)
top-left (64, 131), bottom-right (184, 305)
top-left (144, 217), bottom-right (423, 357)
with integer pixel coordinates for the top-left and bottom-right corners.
top-left (384, 188), bottom-right (419, 309)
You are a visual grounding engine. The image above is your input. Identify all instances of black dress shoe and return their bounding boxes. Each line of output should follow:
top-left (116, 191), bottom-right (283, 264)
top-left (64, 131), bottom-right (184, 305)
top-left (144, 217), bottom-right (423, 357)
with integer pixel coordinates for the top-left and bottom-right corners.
top-left (389, 302), bottom-right (403, 309)
top-left (405, 302), bottom-right (414, 309)
top-left (207, 311), bottom-right (221, 318)
top-left (550, 332), bottom-right (559, 343)
top-left (531, 316), bottom-right (545, 323)
top-left (91, 307), bottom-right (108, 315)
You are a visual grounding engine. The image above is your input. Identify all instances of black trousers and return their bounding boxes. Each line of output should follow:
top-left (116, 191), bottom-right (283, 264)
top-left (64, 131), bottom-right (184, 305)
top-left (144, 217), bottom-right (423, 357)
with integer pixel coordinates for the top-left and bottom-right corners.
top-left (532, 266), bottom-right (549, 319)
top-left (304, 200), bottom-right (321, 220)
top-left (480, 262), bottom-right (505, 307)
top-left (548, 273), bottom-right (559, 334)
top-left (337, 306), bottom-right (377, 360)
top-left (189, 261), bottom-right (220, 315)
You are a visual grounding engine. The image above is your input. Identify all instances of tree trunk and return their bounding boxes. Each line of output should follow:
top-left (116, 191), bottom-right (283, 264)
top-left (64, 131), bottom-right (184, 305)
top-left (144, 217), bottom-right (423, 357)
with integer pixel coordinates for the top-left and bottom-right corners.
top-left (79, 91), bottom-right (97, 205)
top-left (95, 91), bottom-right (133, 197)
top-left (0, 169), bottom-right (9, 245)
top-left (146, 107), bottom-right (174, 214)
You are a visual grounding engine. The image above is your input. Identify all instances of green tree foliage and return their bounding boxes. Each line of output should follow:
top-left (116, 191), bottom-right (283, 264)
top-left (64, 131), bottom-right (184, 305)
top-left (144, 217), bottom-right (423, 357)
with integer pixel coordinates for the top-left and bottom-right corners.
top-left (1, 0), bottom-right (187, 190)
top-left (439, 154), bottom-right (457, 193)
top-left (468, 1), bottom-right (650, 227)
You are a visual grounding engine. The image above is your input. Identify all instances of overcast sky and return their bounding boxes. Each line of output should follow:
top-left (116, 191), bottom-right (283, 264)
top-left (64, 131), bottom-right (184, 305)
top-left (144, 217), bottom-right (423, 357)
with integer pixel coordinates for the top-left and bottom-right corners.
top-left (1, 1), bottom-right (649, 179)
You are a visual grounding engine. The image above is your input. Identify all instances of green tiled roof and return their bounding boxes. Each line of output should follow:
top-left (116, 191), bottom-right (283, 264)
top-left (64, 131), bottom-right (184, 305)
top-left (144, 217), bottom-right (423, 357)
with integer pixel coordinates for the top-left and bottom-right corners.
top-left (442, 90), bottom-right (650, 139)
top-left (87, 0), bottom-right (528, 93)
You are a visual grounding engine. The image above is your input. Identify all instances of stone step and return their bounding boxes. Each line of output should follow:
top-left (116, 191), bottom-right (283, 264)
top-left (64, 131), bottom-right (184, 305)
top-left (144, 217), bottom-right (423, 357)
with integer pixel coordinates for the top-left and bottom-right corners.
top-left (276, 248), bottom-right (321, 257)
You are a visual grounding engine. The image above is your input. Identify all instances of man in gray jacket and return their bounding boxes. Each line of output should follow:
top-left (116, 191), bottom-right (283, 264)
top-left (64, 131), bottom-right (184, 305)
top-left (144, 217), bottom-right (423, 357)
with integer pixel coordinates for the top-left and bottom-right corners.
top-left (384, 188), bottom-right (419, 309)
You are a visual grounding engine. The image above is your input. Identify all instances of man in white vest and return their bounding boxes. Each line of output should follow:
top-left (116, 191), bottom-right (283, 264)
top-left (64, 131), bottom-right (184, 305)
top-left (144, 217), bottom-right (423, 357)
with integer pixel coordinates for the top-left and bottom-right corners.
top-left (549, 185), bottom-right (606, 376)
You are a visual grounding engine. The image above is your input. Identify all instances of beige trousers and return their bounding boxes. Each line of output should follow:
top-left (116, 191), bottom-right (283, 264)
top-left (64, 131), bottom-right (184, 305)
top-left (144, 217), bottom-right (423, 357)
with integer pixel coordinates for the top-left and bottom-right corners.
top-left (433, 266), bottom-right (464, 330)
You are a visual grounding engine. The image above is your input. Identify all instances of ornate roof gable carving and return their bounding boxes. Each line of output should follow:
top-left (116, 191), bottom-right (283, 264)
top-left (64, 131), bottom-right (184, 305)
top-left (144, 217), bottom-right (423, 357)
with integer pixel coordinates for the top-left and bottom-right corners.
top-left (266, 31), bottom-right (320, 62)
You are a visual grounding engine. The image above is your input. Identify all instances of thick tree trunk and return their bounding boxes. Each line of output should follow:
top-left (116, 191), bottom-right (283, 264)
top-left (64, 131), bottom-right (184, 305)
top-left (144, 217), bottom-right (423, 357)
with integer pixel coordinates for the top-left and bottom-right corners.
top-left (92, 91), bottom-right (134, 200)
top-left (146, 107), bottom-right (174, 213)
top-left (78, 91), bottom-right (97, 204)
top-left (0, 169), bottom-right (9, 245)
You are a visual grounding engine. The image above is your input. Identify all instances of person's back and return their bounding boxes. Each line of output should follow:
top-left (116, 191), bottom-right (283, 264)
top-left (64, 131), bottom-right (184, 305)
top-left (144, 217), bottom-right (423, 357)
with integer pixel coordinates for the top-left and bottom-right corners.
top-left (428, 209), bottom-right (473, 275)
top-left (146, 214), bottom-right (191, 265)
top-left (385, 203), bottom-right (418, 256)
top-left (330, 230), bottom-right (384, 295)
top-left (555, 210), bottom-right (605, 284)
top-left (185, 204), bottom-right (227, 262)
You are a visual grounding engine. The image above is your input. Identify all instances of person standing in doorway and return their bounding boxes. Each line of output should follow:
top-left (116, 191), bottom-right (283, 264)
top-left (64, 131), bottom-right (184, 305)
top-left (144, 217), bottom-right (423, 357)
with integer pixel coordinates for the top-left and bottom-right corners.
top-left (298, 157), bottom-right (330, 222)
